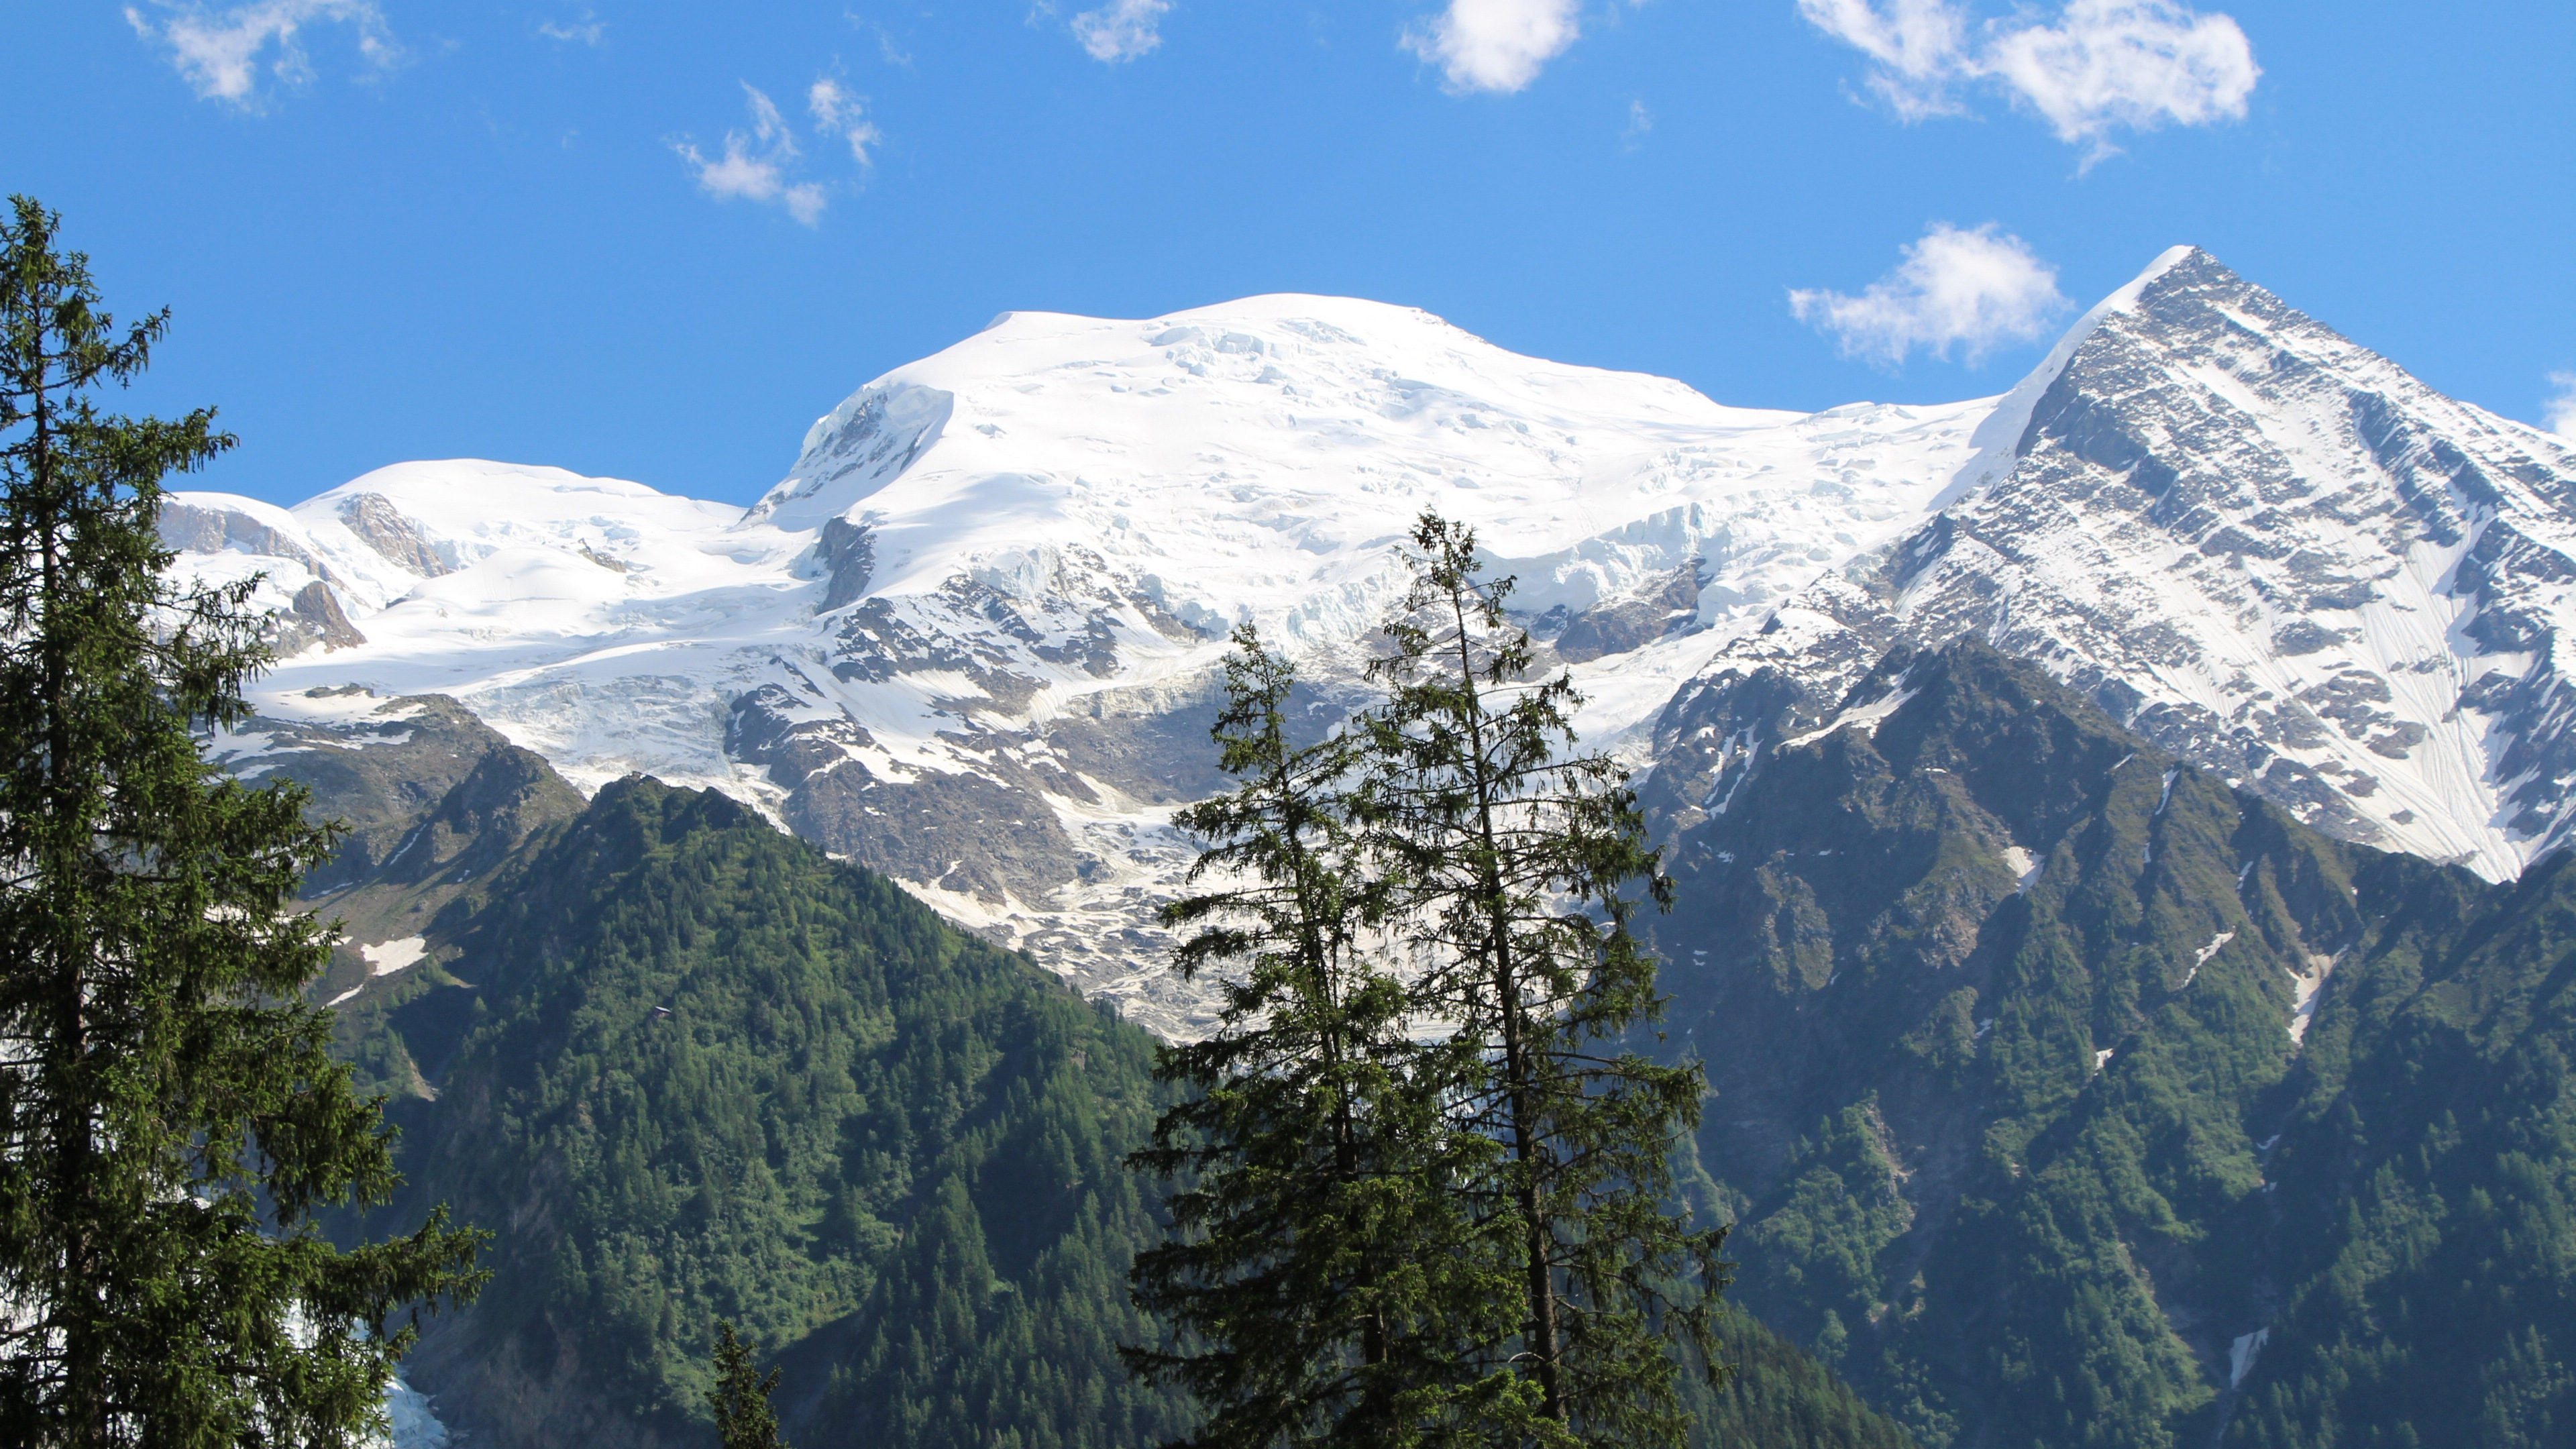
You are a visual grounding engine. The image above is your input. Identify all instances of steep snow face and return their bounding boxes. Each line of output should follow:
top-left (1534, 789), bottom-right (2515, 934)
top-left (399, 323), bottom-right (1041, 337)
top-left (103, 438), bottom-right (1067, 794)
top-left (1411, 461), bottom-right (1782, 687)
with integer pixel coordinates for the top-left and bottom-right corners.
top-left (1647, 250), bottom-right (2576, 880)
top-left (170, 297), bottom-right (2005, 1034)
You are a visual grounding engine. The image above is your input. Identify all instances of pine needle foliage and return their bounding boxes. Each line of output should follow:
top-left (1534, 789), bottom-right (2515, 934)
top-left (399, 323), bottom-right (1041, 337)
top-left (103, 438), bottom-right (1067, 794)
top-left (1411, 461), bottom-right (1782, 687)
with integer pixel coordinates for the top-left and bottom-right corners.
top-left (1359, 512), bottom-right (1727, 1449)
top-left (1128, 626), bottom-right (1509, 1448)
top-left (708, 1322), bottom-right (791, 1449)
top-left (0, 196), bottom-right (484, 1447)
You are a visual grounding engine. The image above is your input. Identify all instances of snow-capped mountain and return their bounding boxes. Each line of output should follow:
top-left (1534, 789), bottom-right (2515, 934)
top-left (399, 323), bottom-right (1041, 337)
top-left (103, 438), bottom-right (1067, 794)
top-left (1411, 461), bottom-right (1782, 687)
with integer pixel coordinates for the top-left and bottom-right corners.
top-left (1644, 248), bottom-right (2576, 881)
top-left (167, 252), bottom-right (2576, 1034)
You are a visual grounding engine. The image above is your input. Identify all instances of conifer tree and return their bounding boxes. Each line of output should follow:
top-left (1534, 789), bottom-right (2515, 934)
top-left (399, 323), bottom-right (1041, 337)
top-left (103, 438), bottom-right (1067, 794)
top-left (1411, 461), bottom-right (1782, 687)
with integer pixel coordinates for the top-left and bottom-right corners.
top-left (0, 196), bottom-right (484, 1446)
top-left (1127, 626), bottom-right (1511, 1448)
top-left (707, 1322), bottom-right (790, 1449)
top-left (1359, 512), bottom-right (1727, 1448)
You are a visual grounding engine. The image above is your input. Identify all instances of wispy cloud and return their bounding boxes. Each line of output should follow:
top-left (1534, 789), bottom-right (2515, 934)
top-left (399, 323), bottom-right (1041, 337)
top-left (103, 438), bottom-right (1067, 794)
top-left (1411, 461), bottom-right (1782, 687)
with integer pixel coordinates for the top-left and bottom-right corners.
top-left (1403, 0), bottom-right (1581, 94)
top-left (1622, 98), bottom-right (1653, 149)
top-left (124, 0), bottom-right (397, 107)
top-left (1796, 0), bottom-right (1973, 119)
top-left (808, 78), bottom-right (883, 167)
top-left (1801, 0), bottom-right (2257, 163)
top-left (1790, 223), bottom-right (2071, 368)
top-left (674, 85), bottom-right (828, 226)
top-left (537, 7), bottom-right (605, 45)
top-left (1072, 0), bottom-right (1170, 61)
top-left (2546, 372), bottom-right (2576, 441)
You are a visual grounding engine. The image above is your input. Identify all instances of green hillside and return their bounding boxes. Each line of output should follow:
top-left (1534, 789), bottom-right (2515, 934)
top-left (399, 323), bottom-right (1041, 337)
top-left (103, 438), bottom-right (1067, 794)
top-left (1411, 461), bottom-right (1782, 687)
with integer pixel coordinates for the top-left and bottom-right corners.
top-left (1653, 640), bottom-right (2576, 1448)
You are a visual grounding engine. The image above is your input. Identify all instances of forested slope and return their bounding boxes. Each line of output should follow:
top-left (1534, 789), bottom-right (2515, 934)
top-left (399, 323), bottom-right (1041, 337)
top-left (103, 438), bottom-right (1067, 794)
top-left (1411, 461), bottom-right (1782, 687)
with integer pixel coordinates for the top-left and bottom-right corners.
top-left (356, 776), bottom-right (1184, 1449)
top-left (1652, 639), bottom-right (2576, 1448)
top-left (269, 716), bottom-right (1911, 1448)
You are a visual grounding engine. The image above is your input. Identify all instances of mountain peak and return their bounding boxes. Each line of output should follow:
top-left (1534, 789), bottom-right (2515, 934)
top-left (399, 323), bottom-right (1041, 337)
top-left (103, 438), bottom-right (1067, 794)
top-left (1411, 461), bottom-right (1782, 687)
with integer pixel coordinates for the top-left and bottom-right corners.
top-left (1656, 244), bottom-right (2576, 881)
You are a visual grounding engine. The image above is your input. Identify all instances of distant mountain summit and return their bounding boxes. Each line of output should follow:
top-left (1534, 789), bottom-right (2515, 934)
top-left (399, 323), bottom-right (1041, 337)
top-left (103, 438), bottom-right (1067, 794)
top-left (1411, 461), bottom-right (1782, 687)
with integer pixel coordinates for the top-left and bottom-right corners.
top-left (168, 252), bottom-right (2576, 1033)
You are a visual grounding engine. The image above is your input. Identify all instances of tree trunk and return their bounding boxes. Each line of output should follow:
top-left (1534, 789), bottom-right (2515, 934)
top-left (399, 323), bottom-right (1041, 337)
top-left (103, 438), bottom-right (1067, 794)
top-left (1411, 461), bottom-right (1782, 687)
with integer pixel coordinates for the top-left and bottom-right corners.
top-left (1450, 592), bottom-right (1564, 1424)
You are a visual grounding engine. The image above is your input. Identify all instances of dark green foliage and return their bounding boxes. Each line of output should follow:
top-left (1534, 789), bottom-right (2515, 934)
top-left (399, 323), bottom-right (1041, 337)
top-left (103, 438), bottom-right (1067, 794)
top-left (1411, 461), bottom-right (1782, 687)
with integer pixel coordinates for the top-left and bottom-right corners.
top-left (2222, 851), bottom-right (2576, 1447)
top-left (1656, 639), bottom-right (2576, 1448)
top-left (1360, 513), bottom-right (1727, 1447)
top-left (368, 775), bottom-right (1189, 1449)
top-left (0, 195), bottom-right (483, 1445)
top-left (1129, 625), bottom-right (1495, 1447)
top-left (1683, 1311), bottom-right (1915, 1449)
top-left (708, 1322), bottom-right (790, 1449)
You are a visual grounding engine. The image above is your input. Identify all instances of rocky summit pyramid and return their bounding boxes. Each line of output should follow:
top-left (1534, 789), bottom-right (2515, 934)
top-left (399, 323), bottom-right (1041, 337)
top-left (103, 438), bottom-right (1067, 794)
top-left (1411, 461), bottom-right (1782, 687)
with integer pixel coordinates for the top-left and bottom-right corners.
top-left (1646, 248), bottom-right (2576, 881)
top-left (168, 250), bottom-right (2576, 1035)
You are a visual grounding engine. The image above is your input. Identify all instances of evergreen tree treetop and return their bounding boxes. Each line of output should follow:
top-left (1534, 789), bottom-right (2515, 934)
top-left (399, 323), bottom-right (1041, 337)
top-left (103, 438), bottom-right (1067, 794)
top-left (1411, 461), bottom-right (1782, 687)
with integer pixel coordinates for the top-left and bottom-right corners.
top-left (707, 1322), bottom-right (791, 1449)
top-left (1359, 511), bottom-right (1725, 1448)
top-left (1128, 624), bottom-right (1509, 1449)
top-left (1132, 521), bottom-right (1727, 1449)
top-left (0, 195), bottom-right (484, 1447)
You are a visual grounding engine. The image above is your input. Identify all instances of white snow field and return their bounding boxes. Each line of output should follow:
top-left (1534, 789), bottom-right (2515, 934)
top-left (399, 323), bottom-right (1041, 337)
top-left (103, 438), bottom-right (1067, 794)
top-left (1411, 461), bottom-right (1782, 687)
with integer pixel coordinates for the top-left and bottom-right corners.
top-left (169, 250), bottom-right (2576, 1034)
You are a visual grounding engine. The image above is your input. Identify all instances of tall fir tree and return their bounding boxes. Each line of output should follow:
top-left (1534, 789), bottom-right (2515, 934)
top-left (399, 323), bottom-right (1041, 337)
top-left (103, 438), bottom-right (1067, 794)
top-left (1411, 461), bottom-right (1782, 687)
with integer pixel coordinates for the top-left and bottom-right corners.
top-left (707, 1322), bottom-right (790, 1449)
top-left (1127, 626), bottom-right (1512, 1448)
top-left (0, 197), bottom-right (484, 1446)
top-left (1359, 512), bottom-right (1727, 1449)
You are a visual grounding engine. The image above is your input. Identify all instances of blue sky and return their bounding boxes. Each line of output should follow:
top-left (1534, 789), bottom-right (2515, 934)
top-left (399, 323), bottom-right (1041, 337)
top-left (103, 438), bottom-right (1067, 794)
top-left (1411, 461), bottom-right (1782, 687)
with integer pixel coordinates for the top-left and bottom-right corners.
top-left (7, 0), bottom-right (2570, 508)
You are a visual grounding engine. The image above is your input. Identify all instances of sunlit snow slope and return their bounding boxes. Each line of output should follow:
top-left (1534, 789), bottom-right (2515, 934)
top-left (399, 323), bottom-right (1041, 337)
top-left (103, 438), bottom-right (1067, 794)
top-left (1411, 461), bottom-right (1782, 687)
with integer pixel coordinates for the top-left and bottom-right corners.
top-left (168, 254), bottom-right (2576, 1034)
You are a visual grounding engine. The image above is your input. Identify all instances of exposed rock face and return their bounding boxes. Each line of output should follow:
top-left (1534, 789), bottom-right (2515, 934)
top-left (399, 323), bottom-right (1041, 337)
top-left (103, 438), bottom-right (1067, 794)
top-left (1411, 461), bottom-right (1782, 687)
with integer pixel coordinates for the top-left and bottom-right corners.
top-left (211, 690), bottom-right (529, 894)
top-left (280, 580), bottom-right (366, 652)
top-left (1549, 559), bottom-right (1710, 663)
top-left (210, 690), bottom-right (585, 1093)
top-left (161, 498), bottom-right (333, 579)
top-left (815, 515), bottom-right (875, 611)
top-left (337, 491), bottom-right (451, 576)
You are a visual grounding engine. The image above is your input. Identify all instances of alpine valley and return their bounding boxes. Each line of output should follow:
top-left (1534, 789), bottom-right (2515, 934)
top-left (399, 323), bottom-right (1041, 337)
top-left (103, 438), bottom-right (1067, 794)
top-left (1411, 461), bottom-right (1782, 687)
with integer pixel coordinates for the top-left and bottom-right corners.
top-left (182, 248), bottom-right (2576, 1448)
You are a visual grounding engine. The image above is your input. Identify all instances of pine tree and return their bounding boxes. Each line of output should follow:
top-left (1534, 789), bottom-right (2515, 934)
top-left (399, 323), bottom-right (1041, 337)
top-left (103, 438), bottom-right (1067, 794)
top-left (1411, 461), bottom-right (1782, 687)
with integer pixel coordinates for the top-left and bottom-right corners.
top-left (707, 1322), bottom-right (790, 1449)
top-left (1359, 512), bottom-right (1727, 1448)
top-left (1126, 626), bottom-right (1512, 1448)
top-left (0, 196), bottom-right (485, 1446)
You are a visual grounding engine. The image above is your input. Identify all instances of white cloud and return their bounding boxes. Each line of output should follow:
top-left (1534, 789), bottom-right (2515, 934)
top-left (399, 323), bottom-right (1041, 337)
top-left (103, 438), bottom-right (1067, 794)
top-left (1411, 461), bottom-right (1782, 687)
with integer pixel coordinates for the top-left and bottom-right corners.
top-left (1800, 0), bottom-right (2257, 160)
top-left (1072, 0), bottom-right (1170, 62)
top-left (808, 78), bottom-right (884, 168)
top-left (2546, 372), bottom-right (2576, 441)
top-left (1986, 0), bottom-right (2259, 153)
top-left (674, 85), bottom-right (827, 227)
top-left (537, 8), bottom-right (605, 46)
top-left (1403, 0), bottom-right (1581, 95)
top-left (124, 0), bottom-right (396, 107)
top-left (1790, 223), bottom-right (2071, 368)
